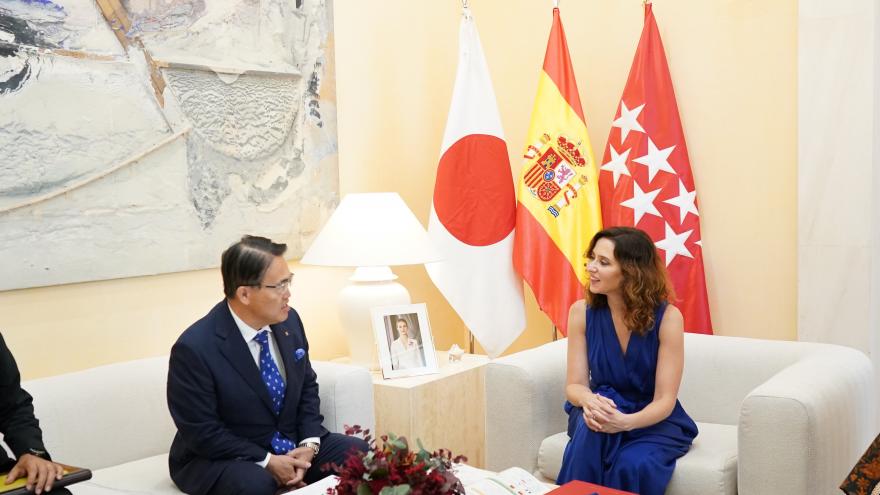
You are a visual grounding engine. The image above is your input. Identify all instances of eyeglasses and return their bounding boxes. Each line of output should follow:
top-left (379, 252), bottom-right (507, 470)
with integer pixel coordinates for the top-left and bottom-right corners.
top-left (254, 275), bottom-right (293, 294)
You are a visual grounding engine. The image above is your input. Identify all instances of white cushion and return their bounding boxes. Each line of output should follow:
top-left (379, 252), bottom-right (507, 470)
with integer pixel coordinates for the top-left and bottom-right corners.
top-left (536, 431), bottom-right (567, 481)
top-left (667, 422), bottom-right (737, 495)
top-left (313, 361), bottom-right (376, 433)
top-left (536, 422), bottom-right (737, 495)
top-left (72, 454), bottom-right (181, 494)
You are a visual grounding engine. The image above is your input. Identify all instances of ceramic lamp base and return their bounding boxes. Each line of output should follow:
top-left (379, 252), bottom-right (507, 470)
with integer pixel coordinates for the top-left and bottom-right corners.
top-left (338, 266), bottom-right (410, 368)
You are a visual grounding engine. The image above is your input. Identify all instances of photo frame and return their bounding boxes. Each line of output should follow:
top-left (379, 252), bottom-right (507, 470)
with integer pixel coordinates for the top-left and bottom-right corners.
top-left (371, 303), bottom-right (439, 379)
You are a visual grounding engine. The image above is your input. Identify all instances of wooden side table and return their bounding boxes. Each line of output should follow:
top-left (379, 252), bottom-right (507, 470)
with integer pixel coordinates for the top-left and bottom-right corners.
top-left (372, 352), bottom-right (489, 467)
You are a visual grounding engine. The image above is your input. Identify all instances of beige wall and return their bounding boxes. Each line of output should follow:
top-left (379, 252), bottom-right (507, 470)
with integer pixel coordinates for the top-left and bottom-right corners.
top-left (0, 0), bottom-right (797, 379)
top-left (334, 0), bottom-right (798, 346)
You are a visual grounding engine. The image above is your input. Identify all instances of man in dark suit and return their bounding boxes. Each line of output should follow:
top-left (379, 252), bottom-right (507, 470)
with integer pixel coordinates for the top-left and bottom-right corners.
top-left (167, 235), bottom-right (368, 495)
top-left (0, 333), bottom-right (69, 495)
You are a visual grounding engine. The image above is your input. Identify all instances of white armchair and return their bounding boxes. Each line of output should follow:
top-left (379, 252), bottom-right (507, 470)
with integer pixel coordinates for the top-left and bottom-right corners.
top-left (485, 333), bottom-right (877, 495)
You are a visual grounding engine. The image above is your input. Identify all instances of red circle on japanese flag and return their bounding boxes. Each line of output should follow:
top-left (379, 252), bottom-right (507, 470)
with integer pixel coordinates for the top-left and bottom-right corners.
top-left (433, 134), bottom-right (515, 246)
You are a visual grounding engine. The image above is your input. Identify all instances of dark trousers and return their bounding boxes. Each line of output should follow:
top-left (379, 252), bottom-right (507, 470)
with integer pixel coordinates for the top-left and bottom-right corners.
top-left (206, 433), bottom-right (368, 495)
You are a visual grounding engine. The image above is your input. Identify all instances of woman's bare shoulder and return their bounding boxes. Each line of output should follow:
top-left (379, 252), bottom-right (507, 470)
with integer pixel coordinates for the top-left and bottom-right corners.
top-left (663, 303), bottom-right (683, 323)
top-left (567, 299), bottom-right (588, 337)
top-left (660, 303), bottom-right (684, 335)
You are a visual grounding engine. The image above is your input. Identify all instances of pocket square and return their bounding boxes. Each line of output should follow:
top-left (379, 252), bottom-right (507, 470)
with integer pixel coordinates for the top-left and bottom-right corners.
top-left (294, 348), bottom-right (306, 361)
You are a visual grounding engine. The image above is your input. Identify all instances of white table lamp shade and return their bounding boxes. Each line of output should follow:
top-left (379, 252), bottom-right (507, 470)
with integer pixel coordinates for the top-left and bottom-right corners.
top-left (301, 192), bottom-right (440, 267)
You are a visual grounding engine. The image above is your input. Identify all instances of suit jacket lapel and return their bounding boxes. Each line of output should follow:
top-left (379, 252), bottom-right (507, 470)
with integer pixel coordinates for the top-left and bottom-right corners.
top-left (215, 302), bottom-right (276, 414)
top-left (272, 322), bottom-right (298, 411)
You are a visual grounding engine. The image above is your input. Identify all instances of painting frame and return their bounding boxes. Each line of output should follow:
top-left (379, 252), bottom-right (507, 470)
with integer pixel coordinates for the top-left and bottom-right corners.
top-left (370, 303), bottom-right (439, 379)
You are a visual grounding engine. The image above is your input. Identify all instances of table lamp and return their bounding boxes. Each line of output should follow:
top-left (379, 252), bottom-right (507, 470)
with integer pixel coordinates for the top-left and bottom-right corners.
top-left (300, 192), bottom-right (440, 367)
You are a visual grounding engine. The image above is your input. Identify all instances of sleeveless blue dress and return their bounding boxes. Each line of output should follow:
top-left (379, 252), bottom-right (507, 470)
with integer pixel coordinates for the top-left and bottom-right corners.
top-left (556, 304), bottom-right (698, 495)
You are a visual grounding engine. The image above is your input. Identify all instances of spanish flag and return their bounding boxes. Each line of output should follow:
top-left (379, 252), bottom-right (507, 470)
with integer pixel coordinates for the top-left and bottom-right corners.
top-left (513, 7), bottom-right (602, 336)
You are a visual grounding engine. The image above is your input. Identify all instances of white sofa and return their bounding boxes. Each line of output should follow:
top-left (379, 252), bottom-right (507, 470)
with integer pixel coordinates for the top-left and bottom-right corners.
top-left (12, 357), bottom-right (375, 494)
top-left (484, 333), bottom-right (877, 495)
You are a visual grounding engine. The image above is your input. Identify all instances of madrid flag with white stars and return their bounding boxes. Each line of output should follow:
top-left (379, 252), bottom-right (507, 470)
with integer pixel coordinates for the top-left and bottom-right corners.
top-left (427, 7), bottom-right (526, 357)
top-left (598, 3), bottom-right (713, 334)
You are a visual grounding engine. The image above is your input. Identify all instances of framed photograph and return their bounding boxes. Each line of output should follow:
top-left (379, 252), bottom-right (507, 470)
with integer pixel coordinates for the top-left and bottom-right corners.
top-left (371, 303), bottom-right (439, 379)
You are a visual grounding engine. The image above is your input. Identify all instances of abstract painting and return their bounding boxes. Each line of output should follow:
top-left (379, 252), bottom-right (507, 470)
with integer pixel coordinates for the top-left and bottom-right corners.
top-left (0, 0), bottom-right (339, 290)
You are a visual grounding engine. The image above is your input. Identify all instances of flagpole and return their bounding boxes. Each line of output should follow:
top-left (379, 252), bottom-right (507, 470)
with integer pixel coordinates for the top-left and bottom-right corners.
top-left (459, 0), bottom-right (473, 355)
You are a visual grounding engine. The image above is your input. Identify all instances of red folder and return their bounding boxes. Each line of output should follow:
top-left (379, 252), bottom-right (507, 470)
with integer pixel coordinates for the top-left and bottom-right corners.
top-left (547, 480), bottom-right (638, 495)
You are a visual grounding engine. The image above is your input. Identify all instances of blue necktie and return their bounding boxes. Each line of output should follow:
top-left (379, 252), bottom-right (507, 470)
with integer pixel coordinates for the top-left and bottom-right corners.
top-left (253, 330), bottom-right (295, 454)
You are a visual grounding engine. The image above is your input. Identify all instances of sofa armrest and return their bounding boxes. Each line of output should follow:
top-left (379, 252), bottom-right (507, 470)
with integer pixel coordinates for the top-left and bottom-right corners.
top-left (738, 346), bottom-right (877, 495)
top-left (313, 361), bottom-right (375, 434)
top-left (484, 339), bottom-right (568, 473)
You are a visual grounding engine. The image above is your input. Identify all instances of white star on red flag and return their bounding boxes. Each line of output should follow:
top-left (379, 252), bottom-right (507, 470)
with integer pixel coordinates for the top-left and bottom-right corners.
top-left (600, 144), bottom-right (631, 187)
top-left (612, 102), bottom-right (646, 142)
top-left (620, 181), bottom-right (662, 225)
top-left (654, 222), bottom-right (694, 266)
top-left (663, 178), bottom-right (699, 224)
top-left (632, 137), bottom-right (676, 183)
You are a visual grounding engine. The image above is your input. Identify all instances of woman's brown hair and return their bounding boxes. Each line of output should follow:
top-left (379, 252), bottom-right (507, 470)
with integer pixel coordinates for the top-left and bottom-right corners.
top-left (585, 227), bottom-right (675, 336)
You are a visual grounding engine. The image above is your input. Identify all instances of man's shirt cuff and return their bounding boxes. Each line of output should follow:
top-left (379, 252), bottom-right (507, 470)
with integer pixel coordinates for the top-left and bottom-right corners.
top-left (258, 436), bottom-right (320, 468)
top-left (299, 436), bottom-right (321, 446)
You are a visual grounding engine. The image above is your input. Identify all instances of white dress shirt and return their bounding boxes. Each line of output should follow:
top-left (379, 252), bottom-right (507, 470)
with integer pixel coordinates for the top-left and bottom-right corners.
top-left (228, 304), bottom-right (319, 467)
top-left (229, 304), bottom-right (286, 383)
top-left (390, 337), bottom-right (424, 370)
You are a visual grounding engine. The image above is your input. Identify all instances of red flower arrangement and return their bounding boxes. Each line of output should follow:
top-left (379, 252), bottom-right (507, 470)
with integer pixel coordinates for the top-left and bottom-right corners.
top-left (326, 425), bottom-right (467, 495)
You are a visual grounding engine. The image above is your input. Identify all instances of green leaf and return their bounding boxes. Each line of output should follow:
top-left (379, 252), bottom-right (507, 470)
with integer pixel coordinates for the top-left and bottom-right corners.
top-left (357, 483), bottom-right (373, 495)
top-left (379, 485), bottom-right (411, 495)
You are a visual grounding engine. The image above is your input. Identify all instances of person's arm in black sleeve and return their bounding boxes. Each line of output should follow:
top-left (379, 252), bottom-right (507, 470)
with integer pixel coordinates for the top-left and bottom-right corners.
top-left (0, 333), bottom-right (64, 495)
top-left (0, 333), bottom-right (46, 459)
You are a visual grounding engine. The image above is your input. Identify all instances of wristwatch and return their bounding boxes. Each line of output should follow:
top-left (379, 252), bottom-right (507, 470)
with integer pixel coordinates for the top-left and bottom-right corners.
top-left (27, 448), bottom-right (49, 460)
top-left (298, 441), bottom-right (320, 456)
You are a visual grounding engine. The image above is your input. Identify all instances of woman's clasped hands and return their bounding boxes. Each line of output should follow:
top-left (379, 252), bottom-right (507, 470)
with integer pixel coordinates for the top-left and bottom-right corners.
top-left (582, 393), bottom-right (631, 434)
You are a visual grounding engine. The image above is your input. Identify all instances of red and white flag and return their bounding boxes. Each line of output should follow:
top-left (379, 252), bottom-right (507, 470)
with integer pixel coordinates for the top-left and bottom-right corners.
top-left (598, 4), bottom-right (713, 334)
top-left (513, 6), bottom-right (603, 336)
top-left (426, 7), bottom-right (526, 357)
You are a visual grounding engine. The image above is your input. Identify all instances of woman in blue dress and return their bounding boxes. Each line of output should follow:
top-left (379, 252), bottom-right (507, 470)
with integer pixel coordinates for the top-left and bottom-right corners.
top-left (556, 227), bottom-right (698, 495)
